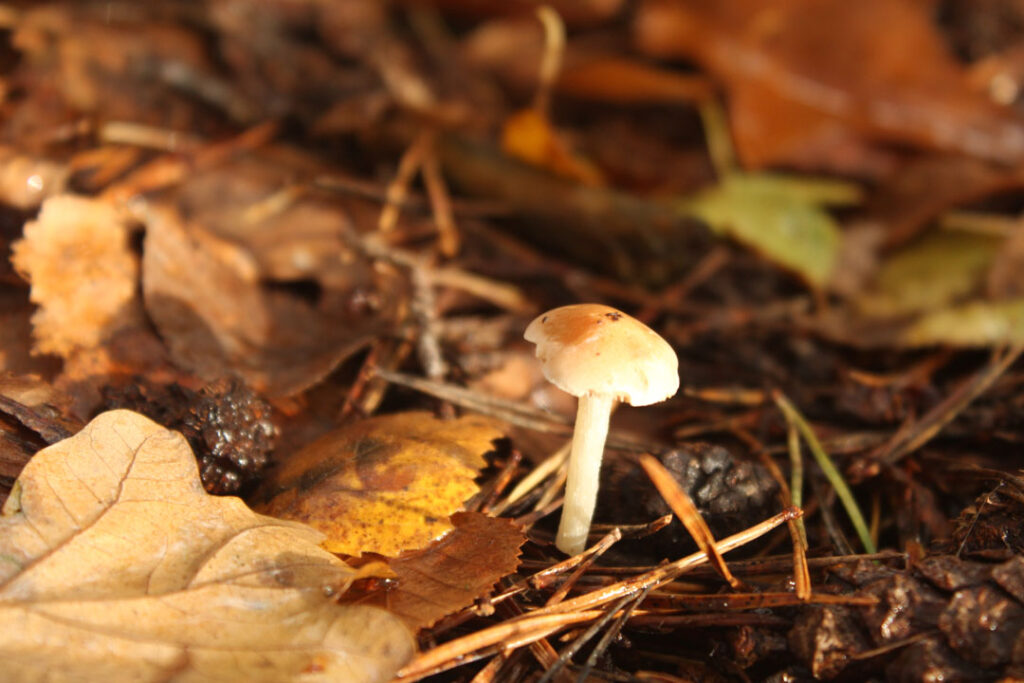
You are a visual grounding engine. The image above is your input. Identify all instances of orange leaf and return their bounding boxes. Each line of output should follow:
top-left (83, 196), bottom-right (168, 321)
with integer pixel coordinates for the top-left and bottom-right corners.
top-left (501, 108), bottom-right (606, 186)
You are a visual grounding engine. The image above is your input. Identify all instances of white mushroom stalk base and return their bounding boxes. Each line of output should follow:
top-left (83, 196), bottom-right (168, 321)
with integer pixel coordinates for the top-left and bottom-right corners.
top-left (556, 392), bottom-right (615, 555)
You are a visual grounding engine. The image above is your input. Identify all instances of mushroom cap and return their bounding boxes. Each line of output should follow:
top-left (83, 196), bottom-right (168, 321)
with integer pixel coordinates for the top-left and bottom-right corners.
top-left (524, 304), bottom-right (679, 406)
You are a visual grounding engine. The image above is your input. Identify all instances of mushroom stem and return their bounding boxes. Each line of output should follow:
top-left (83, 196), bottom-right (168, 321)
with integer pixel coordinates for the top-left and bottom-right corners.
top-left (557, 392), bottom-right (615, 555)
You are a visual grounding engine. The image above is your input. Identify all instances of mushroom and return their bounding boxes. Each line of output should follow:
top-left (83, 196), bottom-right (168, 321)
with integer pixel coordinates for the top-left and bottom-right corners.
top-left (524, 304), bottom-right (679, 554)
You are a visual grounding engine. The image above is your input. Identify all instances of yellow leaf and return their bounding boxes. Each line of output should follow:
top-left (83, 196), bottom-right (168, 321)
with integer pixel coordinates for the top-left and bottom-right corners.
top-left (902, 298), bottom-right (1024, 346)
top-left (679, 173), bottom-right (856, 288)
top-left (0, 410), bottom-right (413, 682)
top-left (254, 412), bottom-right (505, 557)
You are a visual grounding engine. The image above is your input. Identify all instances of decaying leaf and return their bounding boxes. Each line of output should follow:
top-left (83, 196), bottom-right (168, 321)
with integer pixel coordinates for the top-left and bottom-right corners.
top-left (10, 194), bottom-right (141, 358)
top-left (0, 373), bottom-right (74, 505)
top-left (987, 221), bottom-right (1024, 298)
top-left (819, 227), bottom-right (1024, 347)
top-left (680, 173), bottom-right (856, 287)
top-left (370, 512), bottom-right (525, 631)
top-left (254, 411), bottom-right (505, 556)
top-left (0, 409), bottom-right (414, 682)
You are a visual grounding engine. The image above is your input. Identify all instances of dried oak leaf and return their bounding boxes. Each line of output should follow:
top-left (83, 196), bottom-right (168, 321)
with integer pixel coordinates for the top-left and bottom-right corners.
top-left (636, 0), bottom-right (1024, 169)
top-left (371, 512), bottom-right (525, 631)
top-left (254, 412), bottom-right (505, 557)
top-left (11, 194), bottom-right (141, 358)
top-left (0, 409), bottom-right (414, 682)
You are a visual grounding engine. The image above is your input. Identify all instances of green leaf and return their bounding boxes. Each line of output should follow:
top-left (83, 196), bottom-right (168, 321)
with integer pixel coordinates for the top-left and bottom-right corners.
top-left (678, 173), bottom-right (857, 287)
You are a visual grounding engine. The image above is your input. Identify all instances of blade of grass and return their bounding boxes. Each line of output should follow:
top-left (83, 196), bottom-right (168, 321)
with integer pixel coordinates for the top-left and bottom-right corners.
top-left (774, 391), bottom-right (877, 554)
top-left (698, 99), bottom-right (735, 177)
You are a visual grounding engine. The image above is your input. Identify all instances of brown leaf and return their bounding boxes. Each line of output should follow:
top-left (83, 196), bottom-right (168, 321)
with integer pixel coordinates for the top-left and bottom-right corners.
top-left (635, 0), bottom-right (1024, 169)
top-left (254, 411), bottom-right (505, 556)
top-left (10, 195), bottom-right (141, 358)
top-left (0, 432), bottom-right (30, 506)
top-left (370, 512), bottom-right (525, 631)
top-left (142, 185), bottom-right (402, 396)
top-left (0, 409), bottom-right (414, 682)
